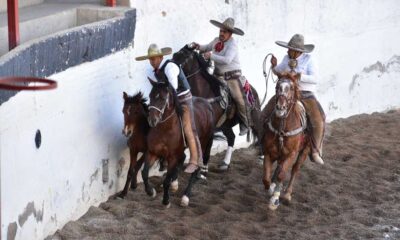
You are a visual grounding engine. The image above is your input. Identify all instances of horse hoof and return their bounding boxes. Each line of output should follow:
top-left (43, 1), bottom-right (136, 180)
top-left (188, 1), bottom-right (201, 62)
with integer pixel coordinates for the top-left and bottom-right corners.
top-left (171, 180), bottom-right (179, 193)
top-left (268, 202), bottom-right (279, 211)
top-left (164, 202), bottom-right (171, 209)
top-left (130, 184), bottom-right (138, 190)
top-left (150, 188), bottom-right (157, 198)
top-left (116, 192), bottom-right (126, 199)
top-left (268, 183), bottom-right (276, 196)
top-left (268, 194), bottom-right (280, 210)
top-left (180, 195), bottom-right (189, 207)
top-left (217, 163), bottom-right (229, 171)
top-left (281, 192), bottom-right (292, 203)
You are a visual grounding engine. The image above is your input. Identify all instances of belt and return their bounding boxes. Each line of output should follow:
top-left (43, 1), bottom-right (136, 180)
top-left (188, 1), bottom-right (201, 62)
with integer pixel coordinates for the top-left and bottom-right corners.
top-left (224, 69), bottom-right (242, 80)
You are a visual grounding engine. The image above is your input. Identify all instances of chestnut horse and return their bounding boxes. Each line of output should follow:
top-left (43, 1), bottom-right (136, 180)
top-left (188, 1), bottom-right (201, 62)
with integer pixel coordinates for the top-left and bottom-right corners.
top-left (142, 80), bottom-right (216, 207)
top-left (261, 78), bottom-right (311, 210)
top-left (119, 92), bottom-right (178, 198)
top-left (173, 45), bottom-right (261, 167)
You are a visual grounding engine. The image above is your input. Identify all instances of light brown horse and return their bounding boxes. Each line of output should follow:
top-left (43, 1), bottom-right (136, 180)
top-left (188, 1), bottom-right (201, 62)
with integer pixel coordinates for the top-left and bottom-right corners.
top-left (261, 78), bottom-right (311, 210)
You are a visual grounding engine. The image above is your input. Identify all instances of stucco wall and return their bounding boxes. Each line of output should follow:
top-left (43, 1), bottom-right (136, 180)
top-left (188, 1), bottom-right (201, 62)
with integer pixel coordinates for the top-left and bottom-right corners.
top-left (1, 48), bottom-right (138, 240)
top-left (130, 0), bottom-right (400, 120)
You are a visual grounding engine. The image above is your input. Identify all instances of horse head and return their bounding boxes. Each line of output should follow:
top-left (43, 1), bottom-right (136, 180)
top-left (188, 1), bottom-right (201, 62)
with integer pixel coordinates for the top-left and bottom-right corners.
top-left (148, 79), bottom-right (181, 127)
top-left (122, 91), bottom-right (149, 137)
top-left (172, 45), bottom-right (199, 73)
top-left (274, 78), bottom-right (300, 118)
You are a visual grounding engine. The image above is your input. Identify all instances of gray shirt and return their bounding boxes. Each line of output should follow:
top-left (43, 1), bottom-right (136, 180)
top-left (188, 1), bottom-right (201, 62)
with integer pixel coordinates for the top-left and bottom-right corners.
top-left (199, 37), bottom-right (241, 74)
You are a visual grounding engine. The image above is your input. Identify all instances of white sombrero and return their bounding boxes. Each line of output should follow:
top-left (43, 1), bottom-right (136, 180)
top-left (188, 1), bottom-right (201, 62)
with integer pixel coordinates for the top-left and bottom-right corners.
top-left (210, 17), bottom-right (244, 36)
top-left (135, 43), bottom-right (172, 61)
top-left (275, 34), bottom-right (314, 53)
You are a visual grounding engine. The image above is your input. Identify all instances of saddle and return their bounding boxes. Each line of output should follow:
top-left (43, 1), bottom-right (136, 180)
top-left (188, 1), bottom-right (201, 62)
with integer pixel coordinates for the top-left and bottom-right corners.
top-left (214, 75), bottom-right (256, 128)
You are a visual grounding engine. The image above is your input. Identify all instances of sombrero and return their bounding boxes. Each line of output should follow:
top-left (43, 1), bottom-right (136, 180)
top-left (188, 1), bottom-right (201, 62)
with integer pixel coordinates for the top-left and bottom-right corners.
top-left (135, 43), bottom-right (172, 61)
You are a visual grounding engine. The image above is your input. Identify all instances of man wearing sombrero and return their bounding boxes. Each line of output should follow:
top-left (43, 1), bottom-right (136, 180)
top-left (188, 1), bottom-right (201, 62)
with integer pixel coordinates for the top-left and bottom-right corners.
top-left (136, 44), bottom-right (203, 174)
top-left (267, 34), bottom-right (325, 165)
top-left (192, 17), bottom-right (251, 137)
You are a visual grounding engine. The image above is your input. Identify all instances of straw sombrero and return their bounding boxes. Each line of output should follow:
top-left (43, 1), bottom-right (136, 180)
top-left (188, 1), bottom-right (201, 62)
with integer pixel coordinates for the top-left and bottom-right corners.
top-left (210, 17), bottom-right (244, 36)
top-left (275, 34), bottom-right (314, 53)
top-left (135, 43), bottom-right (172, 61)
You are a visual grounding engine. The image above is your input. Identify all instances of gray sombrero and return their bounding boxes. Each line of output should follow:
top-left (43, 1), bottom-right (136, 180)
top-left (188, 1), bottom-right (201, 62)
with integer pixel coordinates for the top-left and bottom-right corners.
top-left (135, 43), bottom-right (172, 61)
top-left (275, 34), bottom-right (314, 53)
top-left (210, 17), bottom-right (244, 36)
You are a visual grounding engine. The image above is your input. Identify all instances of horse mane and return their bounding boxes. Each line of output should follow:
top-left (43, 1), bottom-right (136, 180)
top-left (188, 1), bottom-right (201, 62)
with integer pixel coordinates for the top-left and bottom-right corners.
top-left (125, 91), bottom-right (149, 112)
top-left (193, 51), bottom-right (224, 96)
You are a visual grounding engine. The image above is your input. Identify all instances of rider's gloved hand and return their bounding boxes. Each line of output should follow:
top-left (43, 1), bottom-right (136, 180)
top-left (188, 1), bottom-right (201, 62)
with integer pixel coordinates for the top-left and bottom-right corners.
top-left (271, 55), bottom-right (277, 67)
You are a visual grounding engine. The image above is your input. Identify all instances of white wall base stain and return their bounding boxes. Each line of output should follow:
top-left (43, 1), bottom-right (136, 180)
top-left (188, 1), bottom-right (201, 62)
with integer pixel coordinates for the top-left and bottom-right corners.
top-left (1, 0), bottom-right (400, 239)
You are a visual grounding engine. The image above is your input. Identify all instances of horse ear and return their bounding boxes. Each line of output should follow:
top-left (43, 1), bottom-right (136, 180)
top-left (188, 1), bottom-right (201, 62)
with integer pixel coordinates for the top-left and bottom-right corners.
top-left (123, 91), bottom-right (128, 100)
top-left (147, 77), bottom-right (156, 87)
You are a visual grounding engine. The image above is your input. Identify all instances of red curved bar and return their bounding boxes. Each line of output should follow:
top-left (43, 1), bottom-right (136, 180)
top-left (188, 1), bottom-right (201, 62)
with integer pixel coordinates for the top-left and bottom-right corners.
top-left (0, 77), bottom-right (57, 90)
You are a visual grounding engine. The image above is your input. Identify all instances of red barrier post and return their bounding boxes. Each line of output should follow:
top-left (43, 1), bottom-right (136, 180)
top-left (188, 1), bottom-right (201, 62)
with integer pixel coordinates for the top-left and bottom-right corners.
top-left (106, 0), bottom-right (116, 7)
top-left (7, 0), bottom-right (20, 50)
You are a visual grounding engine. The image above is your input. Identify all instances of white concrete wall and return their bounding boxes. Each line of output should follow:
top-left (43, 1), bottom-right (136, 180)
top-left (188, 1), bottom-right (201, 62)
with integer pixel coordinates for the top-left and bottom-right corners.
top-left (131, 0), bottom-right (400, 121)
top-left (0, 47), bottom-right (141, 240)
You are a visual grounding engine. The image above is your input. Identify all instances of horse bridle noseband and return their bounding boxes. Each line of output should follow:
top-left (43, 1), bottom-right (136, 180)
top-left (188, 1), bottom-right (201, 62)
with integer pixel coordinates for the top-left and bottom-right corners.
top-left (148, 92), bottom-right (175, 123)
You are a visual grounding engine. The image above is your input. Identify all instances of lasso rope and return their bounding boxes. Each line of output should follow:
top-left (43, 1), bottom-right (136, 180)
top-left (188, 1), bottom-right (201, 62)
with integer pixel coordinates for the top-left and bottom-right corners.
top-left (261, 53), bottom-right (278, 107)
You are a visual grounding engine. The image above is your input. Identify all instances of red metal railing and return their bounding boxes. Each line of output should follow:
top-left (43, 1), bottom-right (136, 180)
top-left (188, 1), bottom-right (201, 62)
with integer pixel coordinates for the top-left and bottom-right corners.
top-left (7, 0), bottom-right (20, 50)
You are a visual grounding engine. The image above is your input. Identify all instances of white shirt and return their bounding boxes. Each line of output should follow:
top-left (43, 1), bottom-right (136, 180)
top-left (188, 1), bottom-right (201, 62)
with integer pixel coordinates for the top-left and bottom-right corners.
top-left (199, 37), bottom-right (241, 74)
top-left (146, 59), bottom-right (190, 96)
top-left (274, 53), bottom-right (318, 92)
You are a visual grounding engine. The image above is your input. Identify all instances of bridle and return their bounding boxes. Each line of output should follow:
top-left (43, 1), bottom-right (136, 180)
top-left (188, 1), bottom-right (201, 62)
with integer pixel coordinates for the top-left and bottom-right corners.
top-left (175, 47), bottom-right (205, 79)
top-left (267, 79), bottom-right (306, 151)
top-left (148, 91), bottom-right (175, 124)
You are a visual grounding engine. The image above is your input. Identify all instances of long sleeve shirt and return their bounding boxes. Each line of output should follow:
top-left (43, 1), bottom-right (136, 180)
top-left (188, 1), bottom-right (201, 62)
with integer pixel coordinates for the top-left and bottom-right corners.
top-left (199, 37), bottom-right (241, 74)
top-left (146, 59), bottom-right (190, 96)
top-left (274, 53), bottom-right (318, 92)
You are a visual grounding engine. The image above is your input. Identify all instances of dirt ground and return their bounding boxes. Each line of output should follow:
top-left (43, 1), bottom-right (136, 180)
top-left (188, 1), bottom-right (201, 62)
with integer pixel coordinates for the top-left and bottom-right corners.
top-left (49, 110), bottom-right (400, 240)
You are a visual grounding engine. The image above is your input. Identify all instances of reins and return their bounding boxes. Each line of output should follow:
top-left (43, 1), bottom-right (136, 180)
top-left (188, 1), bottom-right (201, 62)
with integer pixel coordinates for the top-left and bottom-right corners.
top-left (261, 53), bottom-right (278, 107)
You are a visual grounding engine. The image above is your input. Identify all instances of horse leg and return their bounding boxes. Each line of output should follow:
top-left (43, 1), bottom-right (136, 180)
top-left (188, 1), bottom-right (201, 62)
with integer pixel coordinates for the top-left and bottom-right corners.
top-left (269, 152), bottom-right (297, 211)
top-left (162, 162), bottom-right (177, 208)
top-left (263, 154), bottom-right (273, 192)
top-left (118, 148), bottom-right (138, 198)
top-left (218, 127), bottom-right (235, 170)
top-left (171, 154), bottom-right (185, 193)
top-left (200, 137), bottom-right (214, 174)
top-left (181, 168), bottom-right (201, 207)
top-left (142, 152), bottom-right (157, 198)
top-left (282, 149), bottom-right (309, 203)
top-left (131, 153), bottom-right (145, 190)
top-left (267, 164), bottom-right (281, 197)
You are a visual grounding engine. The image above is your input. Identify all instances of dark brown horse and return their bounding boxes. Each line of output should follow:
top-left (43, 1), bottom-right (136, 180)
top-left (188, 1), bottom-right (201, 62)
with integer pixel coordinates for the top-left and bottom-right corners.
top-left (260, 78), bottom-right (311, 210)
top-left (142, 80), bottom-right (216, 207)
top-left (172, 45), bottom-right (261, 168)
top-left (119, 92), bottom-right (178, 198)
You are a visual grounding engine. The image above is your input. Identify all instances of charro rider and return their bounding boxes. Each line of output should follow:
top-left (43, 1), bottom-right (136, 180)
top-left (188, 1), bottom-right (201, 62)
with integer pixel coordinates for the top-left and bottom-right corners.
top-left (265, 34), bottom-right (325, 164)
top-left (136, 44), bottom-right (203, 173)
top-left (191, 17), bottom-right (252, 137)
